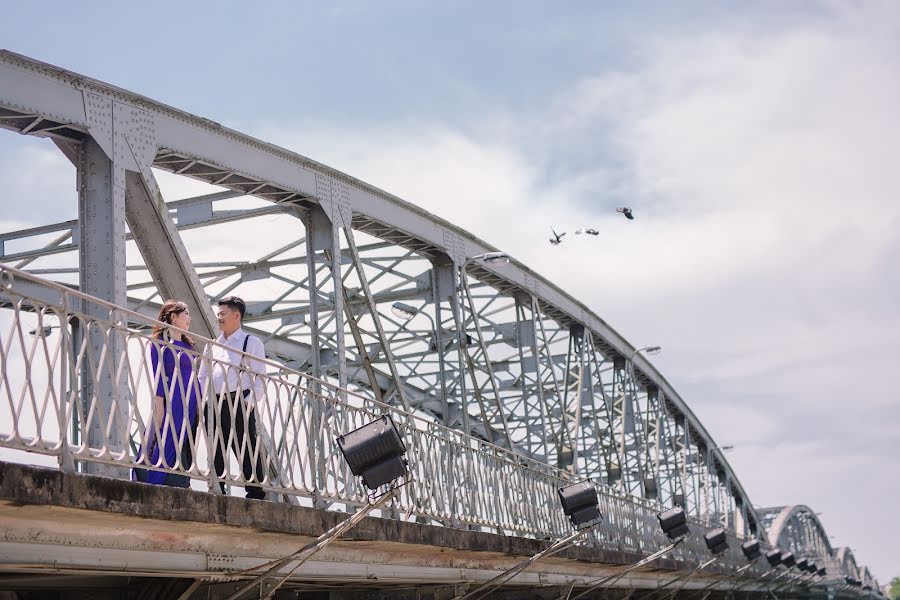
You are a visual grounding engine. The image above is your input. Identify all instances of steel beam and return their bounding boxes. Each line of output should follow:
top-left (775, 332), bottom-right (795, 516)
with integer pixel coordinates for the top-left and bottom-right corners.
top-left (76, 137), bottom-right (128, 478)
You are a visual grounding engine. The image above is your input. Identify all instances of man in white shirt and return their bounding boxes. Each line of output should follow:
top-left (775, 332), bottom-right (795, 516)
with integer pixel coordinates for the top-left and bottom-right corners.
top-left (198, 296), bottom-right (267, 500)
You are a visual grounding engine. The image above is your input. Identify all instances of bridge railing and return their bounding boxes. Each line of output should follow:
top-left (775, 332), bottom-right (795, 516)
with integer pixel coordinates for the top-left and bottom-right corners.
top-left (0, 263), bottom-right (749, 571)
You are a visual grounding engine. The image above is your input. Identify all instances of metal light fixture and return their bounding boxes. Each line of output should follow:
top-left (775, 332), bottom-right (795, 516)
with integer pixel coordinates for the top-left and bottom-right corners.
top-left (558, 481), bottom-right (601, 528)
top-left (630, 345), bottom-right (662, 360)
top-left (741, 539), bottom-right (761, 561)
top-left (796, 558), bottom-right (808, 571)
top-left (232, 415), bottom-right (409, 600)
top-left (336, 415), bottom-right (408, 490)
top-left (766, 548), bottom-right (783, 566)
top-left (391, 302), bottom-right (418, 320)
top-left (390, 302), bottom-right (439, 352)
top-left (456, 481), bottom-right (600, 600)
top-left (470, 251), bottom-right (510, 265)
top-left (781, 551), bottom-right (796, 568)
top-left (657, 505), bottom-right (689, 541)
top-left (817, 567), bottom-right (826, 577)
top-left (704, 527), bottom-right (729, 555)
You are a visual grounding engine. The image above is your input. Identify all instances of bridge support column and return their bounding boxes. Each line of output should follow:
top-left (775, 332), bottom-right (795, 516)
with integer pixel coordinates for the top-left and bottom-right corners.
top-left (77, 137), bottom-right (128, 479)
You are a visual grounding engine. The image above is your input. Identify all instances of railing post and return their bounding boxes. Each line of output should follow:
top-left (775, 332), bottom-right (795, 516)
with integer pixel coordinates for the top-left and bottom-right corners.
top-left (56, 311), bottom-right (75, 474)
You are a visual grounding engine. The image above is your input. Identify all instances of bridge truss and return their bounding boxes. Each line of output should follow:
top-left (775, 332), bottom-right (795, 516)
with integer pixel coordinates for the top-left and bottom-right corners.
top-left (0, 50), bottom-right (881, 594)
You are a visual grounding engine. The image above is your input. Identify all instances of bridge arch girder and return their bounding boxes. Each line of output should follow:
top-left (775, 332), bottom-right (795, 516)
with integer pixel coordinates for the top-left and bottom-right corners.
top-left (0, 48), bottom-right (796, 541)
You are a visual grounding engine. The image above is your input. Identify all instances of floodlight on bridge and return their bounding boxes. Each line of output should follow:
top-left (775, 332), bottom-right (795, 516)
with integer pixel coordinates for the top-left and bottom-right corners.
top-left (558, 481), bottom-right (602, 528)
top-left (765, 548), bottom-right (783, 566)
top-left (688, 537), bottom-right (763, 599)
top-left (337, 414), bottom-right (408, 490)
top-left (817, 567), bottom-right (826, 577)
top-left (781, 551), bottom-right (796, 568)
top-left (657, 505), bottom-right (690, 541)
top-left (643, 527), bottom-right (728, 600)
top-left (741, 539), bottom-right (761, 561)
top-left (703, 527), bottom-right (729, 555)
top-left (226, 416), bottom-right (410, 600)
top-left (455, 480), bottom-right (602, 600)
top-left (561, 504), bottom-right (694, 600)
top-left (796, 557), bottom-right (809, 572)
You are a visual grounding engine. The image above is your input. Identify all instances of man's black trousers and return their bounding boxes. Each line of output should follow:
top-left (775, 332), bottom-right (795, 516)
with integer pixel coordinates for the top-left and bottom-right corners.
top-left (207, 390), bottom-right (265, 499)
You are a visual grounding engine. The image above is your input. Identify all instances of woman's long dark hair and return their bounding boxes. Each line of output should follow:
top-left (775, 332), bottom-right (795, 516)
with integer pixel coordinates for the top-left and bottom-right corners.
top-left (153, 300), bottom-right (194, 347)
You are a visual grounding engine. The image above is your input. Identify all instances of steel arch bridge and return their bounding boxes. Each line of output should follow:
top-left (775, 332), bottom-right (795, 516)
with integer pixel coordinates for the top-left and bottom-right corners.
top-left (0, 50), bottom-right (882, 596)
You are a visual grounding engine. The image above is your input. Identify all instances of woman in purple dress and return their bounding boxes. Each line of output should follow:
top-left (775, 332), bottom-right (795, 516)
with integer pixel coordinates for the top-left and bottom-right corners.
top-left (136, 300), bottom-right (201, 488)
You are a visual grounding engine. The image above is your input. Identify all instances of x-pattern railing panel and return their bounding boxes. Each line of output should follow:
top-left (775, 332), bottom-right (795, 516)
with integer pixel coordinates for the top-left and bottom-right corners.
top-left (1, 263), bottom-right (758, 571)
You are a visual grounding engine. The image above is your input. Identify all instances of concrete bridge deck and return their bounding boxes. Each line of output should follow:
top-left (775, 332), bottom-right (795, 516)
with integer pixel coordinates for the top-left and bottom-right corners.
top-left (0, 462), bottom-right (749, 599)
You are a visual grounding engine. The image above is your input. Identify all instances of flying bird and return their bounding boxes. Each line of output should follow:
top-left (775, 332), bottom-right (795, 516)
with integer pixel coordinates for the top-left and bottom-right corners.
top-left (616, 207), bottom-right (634, 220)
top-left (549, 228), bottom-right (566, 245)
top-left (575, 228), bottom-right (599, 236)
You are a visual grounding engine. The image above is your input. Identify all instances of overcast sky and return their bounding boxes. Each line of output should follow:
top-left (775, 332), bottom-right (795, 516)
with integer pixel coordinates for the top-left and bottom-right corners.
top-left (2, 1), bottom-right (898, 583)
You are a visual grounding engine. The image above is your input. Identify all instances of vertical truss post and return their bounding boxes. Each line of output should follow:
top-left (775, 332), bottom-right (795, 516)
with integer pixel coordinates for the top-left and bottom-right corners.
top-left (587, 338), bottom-right (622, 486)
top-left (77, 137), bottom-right (128, 479)
top-left (656, 394), bottom-right (684, 507)
top-left (533, 302), bottom-right (566, 467)
top-left (561, 325), bottom-right (592, 475)
top-left (304, 205), bottom-right (347, 507)
top-left (643, 385), bottom-right (663, 501)
top-left (458, 268), bottom-right (511, 447)
top-left (447, 265), bottom-right (469, 436)
top-left (514, 295), bottom-right (549, 459)
top-left (688, 424), bottom-right (703, 518)
top-left (612, 358), bottom-right (645, 496)
top-left (302, 211), bottom-right (322, 392)
top-left (560, 326), bottom-right (579, 473)
top-left (430, 259), bottom-right (454, 426)
top-left (306, 205), bottom-right (347, 390)
top-left (626, 364), bottom-right (651, 499)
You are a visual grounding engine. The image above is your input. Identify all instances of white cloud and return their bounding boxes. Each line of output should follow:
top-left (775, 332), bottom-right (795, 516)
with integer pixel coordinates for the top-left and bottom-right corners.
top-left (256, 3), bottom-right (900, 580)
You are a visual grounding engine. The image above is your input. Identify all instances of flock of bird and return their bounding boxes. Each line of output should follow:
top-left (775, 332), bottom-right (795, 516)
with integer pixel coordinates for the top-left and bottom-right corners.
top-left (549, 207), bottom-right (634, 245)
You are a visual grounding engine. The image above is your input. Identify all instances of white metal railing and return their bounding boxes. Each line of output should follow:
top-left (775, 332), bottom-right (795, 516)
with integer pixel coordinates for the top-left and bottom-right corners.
top-left (0, 263), bottom-right (758, 572)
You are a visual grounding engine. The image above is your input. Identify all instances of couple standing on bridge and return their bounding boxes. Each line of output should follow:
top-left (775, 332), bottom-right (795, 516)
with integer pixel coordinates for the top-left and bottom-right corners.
top-left (134, 296), bottom-right (269, 500)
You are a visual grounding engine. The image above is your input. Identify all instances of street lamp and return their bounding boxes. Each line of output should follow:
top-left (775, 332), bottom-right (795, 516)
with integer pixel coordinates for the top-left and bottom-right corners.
top-left (629, 345), bottom-right (661, 360)
top-left (391, 302), bottom-right (438, 352)
top-left (469, 251), bottom-right (510, 265)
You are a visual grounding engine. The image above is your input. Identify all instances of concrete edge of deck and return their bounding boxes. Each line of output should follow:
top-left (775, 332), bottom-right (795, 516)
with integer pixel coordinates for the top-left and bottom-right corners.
top-left (0, 461), bottom-right (678, 570)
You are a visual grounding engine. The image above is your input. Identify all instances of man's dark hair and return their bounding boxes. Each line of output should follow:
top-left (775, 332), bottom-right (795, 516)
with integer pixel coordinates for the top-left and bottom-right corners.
top-left (218, 296), bottom-right (246, 320)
